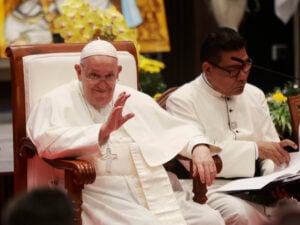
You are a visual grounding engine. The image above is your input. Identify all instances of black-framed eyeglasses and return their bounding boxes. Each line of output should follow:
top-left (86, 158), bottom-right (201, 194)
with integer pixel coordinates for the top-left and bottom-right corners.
top-left (85, 73), bottom-right (117, 84)
top-left (207, 57), bottom-right (253, 78)
top-left (80, 63), bottom-right (117, 84)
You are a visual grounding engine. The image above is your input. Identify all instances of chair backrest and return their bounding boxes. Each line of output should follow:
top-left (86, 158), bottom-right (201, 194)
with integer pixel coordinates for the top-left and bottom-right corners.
top-left (287, 94), bottom-right (300, 145)
top-left (6, 41), bottom-right (138, 194)
top-left (23, 51), bottom-right (138, 119)
top-left (156, 87), bottom-right (178, 109)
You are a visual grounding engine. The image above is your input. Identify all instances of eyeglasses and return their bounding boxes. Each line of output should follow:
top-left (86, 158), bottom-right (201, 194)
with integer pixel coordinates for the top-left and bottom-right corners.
top-left (207, 57), bottom-right (253, 78)
top-left (85, 73), bottom-right (117, 84)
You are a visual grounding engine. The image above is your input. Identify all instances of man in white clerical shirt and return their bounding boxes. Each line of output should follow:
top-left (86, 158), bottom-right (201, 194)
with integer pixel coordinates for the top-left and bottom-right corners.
top-left (26, 39), bottom-right (227, 225)
top-left (166, 27), bottom-right (298, 225)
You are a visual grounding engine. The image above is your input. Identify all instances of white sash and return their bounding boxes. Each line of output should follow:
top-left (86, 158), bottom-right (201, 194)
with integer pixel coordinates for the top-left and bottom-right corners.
top-left (129, 143), bottom-right (187, 225)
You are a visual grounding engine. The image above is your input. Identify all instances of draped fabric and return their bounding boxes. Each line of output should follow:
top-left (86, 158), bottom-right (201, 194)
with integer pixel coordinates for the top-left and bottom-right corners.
top-left (274, 0), bottom-right (300, 24)
top-left (210, 0), bottom-right (247, 30)
top-left (27, 80), bottom-right (226, 225)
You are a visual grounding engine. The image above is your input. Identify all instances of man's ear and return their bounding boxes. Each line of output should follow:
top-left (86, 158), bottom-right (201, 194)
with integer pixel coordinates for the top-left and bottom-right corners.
top-left (118, 65), bottom-right (122, 73)
top-left (74, 64), bottom-right (82, 80)
top-left (202, 62), bottom-right (211, 74)
top-left (116, 65), bottom-right (122, 79)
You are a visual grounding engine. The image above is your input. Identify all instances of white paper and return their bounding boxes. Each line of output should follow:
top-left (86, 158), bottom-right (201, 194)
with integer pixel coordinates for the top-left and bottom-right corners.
top-left (217, 151), bottom-right (300, 192)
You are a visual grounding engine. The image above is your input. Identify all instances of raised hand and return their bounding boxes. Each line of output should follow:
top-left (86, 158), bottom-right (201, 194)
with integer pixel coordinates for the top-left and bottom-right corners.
top-left (99, 92), bottom-right (135, 140)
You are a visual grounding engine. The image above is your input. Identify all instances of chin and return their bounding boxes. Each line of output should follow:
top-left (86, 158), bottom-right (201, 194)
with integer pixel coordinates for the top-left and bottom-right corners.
top-left (232, 86), bottom-right (245, 95)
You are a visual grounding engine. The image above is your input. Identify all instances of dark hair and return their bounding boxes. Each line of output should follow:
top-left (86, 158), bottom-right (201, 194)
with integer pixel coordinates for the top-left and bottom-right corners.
top-left (200, 27), bottom-right (246, 64)
top-left (2, 187), bottom-right (74, 225)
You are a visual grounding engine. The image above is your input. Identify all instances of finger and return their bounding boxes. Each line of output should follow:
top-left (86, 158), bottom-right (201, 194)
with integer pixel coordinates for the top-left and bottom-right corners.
top-left (192, 164), bottom-right (198, 177)
top-left (279, 148), bottom-right (291, 164)
top-left (110, 106), bottom-right (123, 120)
top-left (270, 152), bottom-right (282, 166)
top-left (210, 161), bottom-right (217, 176)
top-left (272, 144), bottom-right (290, 165)
top-left (206, 163), bottom-right (217, 185)
top-left (204, 165), bottom-right (213, 185)
top-left (114, 92), bottom-right (125, 105)
top-left (115, 92), bottom-right (131, 107)
top-left (280, 139), bottom-right (298, 148)
top-left (122, 113), bottom-right (135, 124)
top-left (195, 164), bottom-right (205, 184)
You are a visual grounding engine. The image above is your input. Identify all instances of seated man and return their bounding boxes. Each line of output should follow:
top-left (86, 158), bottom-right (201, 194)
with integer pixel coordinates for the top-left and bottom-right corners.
top-left (166, 27), bottom-right (298, 224)
top-left (26, 39), bottom-right (225, 225)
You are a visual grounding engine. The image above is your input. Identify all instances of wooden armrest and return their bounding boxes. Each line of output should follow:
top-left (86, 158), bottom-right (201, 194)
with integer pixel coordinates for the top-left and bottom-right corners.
top-left (43, 158), bottom-right (96, 185)
top-left (192, 155), bottom-right (222, 204)
top-left (19, 137), bottom-right (96, 185)
top-left (165, 154), bottom-right (222, 204)
top-left (43, 158), bottom-right (96, 225)
top-left (19, 137), bottom-right (37, 158)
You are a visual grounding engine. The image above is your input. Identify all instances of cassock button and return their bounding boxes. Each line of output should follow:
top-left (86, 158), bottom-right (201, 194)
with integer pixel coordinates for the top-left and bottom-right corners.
top-left (235, 130), bottom-right (239, 133)
top-left (229, 109), bottom-right (233, 112)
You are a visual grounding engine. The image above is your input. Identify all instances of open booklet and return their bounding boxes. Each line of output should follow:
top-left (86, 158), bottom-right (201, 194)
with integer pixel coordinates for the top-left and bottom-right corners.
top-left (217, 151), bottom-right (300, 193)
top-left (216, 151), bottom-right (300, 205)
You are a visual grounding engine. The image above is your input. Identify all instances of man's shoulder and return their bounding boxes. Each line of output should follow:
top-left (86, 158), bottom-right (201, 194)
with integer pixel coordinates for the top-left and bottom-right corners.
top-left (244, 83), bottom-right (265, 95)
top-left (169, 78), bottom-right (201, 101)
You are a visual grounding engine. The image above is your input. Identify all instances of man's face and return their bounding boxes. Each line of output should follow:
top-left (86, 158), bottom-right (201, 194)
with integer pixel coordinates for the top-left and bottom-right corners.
top-left (75, 55), bottom-right (121, 109)
top-left (203, 48), bottom-right (252, 96)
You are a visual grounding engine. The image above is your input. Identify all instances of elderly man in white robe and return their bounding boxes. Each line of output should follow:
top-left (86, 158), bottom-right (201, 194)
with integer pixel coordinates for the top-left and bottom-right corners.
top-left (166, 27), bottom-right (298, 225)
top-left (26, 39), bottom-right (226, 225)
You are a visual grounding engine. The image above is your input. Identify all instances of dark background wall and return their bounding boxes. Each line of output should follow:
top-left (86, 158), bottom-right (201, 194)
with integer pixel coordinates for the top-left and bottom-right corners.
top-left (162, 0), bottom-right (295, 93)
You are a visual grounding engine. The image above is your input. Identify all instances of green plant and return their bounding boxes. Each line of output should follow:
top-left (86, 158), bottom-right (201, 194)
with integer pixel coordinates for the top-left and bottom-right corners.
top-left (138, 55), bottom-right (166, 97)
top-left (266, 81), bottom-right (300, 138)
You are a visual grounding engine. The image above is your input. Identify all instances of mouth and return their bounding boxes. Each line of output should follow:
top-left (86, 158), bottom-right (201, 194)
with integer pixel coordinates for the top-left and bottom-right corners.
top-left (94, 87), bottom-right (107, 93)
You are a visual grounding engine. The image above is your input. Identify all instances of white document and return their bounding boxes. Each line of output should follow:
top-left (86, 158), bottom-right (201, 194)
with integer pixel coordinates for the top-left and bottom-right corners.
top-left (217, 151), bottom-right (300, 192)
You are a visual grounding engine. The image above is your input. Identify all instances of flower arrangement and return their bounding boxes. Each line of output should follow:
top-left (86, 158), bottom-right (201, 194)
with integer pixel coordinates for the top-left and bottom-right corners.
top-left (52, 0), bottom-right (137, 43)
top-left (52, 0), bottom-right (166, 97)
top-left (138, 55), bottom-right (166, 96)
top-left (266, 81), bottom-right (300, 138)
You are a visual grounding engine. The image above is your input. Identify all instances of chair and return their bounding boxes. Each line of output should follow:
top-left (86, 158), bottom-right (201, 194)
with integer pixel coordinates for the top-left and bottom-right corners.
top-left (156, 87), bottom-right (222, 204)
top-left (287, 94), bottom-right (300, 145)
top-left (6, 41), bottom-right (138, 225)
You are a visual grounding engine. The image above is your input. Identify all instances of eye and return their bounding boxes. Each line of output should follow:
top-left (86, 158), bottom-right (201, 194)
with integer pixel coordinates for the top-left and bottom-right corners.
top-left (88, 73), bottom-right (99, 80)
top-left (105, 74), bottom-right (115, 81)
top-left (227, 65), bottom-right (243, 71)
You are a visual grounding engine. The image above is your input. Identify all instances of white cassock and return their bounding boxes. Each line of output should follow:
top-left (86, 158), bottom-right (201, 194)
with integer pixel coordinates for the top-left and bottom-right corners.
top-left (26, 80), bottom-right (224, 225)
top-left (166, 74), bottom-right (275, 225)
top-left (166, 74), bottom-right (279, 178)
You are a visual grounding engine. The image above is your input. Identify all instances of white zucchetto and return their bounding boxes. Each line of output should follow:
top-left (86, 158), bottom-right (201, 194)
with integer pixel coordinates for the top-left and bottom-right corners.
top-left (80, 40), bottom-right (117, 60)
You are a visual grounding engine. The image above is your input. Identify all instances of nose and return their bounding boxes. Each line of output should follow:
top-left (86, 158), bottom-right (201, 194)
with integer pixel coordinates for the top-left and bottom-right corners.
top-left (237, 69), bottom-right (249, 81)
top-left (237, 63), bottom-right (251, 80)
top-left (96, 79), bottom-right (110, 88)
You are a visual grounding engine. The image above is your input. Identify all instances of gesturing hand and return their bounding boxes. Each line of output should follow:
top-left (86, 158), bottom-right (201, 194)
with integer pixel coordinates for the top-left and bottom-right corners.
top-left (99, 92), bottom-right (135, 139)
